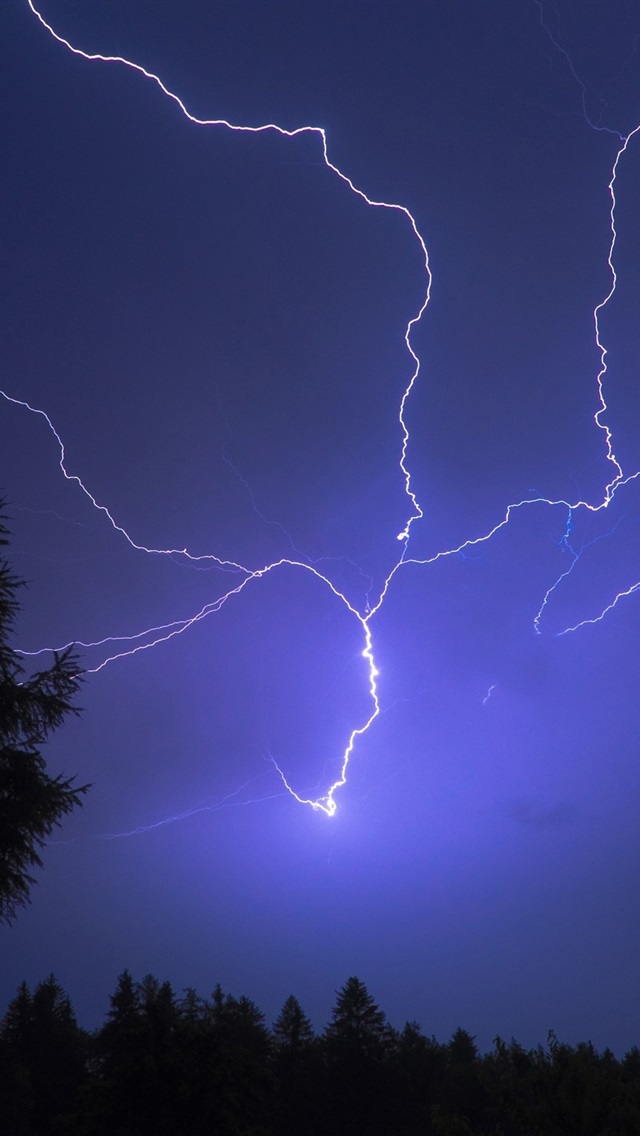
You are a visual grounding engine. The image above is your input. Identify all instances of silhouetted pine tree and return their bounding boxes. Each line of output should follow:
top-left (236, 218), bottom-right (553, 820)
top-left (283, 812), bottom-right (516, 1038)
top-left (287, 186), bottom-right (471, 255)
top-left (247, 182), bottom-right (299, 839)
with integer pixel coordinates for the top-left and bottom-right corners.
top-left (0, 975), bottom-right (87, 1135)
top-left (208, 984), bottom-right (272, 1134)
top-left (394, 1021), bottom-right (446, 1134)
top-left (324, 977), bottom-right (398, 1136)
top-left (273, 993), bottom-right (314, 1055)
top-left (271, 995), bottom-right (320, 1136)
top-left (0, 980), bottom-right (34, 1136)
top-left (0, 500), bottom-right (88, 923)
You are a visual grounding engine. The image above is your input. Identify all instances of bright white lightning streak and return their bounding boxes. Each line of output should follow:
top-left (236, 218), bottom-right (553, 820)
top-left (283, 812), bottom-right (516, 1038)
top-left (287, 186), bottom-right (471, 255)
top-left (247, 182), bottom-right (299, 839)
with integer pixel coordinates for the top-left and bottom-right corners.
top-left (558, 578), bottom-right (640, 636)
top-left (24, 0), bottom-right (430, 546)
top-left (396, 110), bottom-right (640, 634)
top-left (593, 127), bottom-right (640, 502)
top-left (1, 396), bottom-right (381, 818)
top-left (270, 623), bottom-right (381, 817)
top-left (8, 1), bottom-right (640, 825)
top-left (7, 0), bottom-right (434, 820)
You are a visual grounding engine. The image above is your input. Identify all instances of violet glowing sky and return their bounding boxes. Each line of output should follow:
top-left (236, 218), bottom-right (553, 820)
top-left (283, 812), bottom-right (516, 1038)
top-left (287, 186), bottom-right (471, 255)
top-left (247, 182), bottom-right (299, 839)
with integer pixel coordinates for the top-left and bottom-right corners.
top-left (2, 0), bottom-right (640, 1051)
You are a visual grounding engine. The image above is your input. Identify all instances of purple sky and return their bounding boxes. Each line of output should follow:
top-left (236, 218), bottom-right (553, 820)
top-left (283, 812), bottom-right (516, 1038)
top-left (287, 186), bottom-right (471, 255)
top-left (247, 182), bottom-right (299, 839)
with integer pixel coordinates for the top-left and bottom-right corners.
top-left (2, 0), bottom-right (640, 1053)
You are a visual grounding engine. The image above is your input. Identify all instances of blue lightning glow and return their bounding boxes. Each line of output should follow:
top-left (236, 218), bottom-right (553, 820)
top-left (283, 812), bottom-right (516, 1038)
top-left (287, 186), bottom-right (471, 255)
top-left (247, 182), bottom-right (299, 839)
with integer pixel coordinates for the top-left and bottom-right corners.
top-left (533, 512), bottom-right (628, 635)
top-left (4, 0), bottom-right (640, 825)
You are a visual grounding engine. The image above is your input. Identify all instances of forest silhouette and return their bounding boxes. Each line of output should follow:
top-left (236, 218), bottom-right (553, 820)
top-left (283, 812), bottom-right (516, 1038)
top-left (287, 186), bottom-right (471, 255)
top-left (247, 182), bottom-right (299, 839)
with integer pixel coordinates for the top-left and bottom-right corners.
top-left (1, 970), bottom-right (639, 1135)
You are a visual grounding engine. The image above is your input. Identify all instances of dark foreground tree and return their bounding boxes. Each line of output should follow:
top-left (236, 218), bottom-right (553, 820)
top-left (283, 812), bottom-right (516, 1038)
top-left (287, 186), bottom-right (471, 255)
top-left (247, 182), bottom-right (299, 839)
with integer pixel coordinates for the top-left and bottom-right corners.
top-left (272, 995), bottom-right (320, 1136)
top-left (324, 977), bottom-right (399, 1136)
top-left (325, 976), bottom-right (391, 1062)
top-left (272, 994), bottom-right (314, 1057)
top-left (0, 500), bottom-right (88, 923)
top-left (0, 974), bottom-right (88, 1135)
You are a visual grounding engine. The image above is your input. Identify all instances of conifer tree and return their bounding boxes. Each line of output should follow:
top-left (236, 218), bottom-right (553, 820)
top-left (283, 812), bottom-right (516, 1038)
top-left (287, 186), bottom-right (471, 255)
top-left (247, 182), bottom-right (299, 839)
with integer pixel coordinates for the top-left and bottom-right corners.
top-left (0, 975), bottom-right (86, 1135)
top-left (0, 500), bottom-right (88, 922)
top-left (325, 976), bottom-right (391, 1060)
top-left (272, 994), bottom-right (314, 1055)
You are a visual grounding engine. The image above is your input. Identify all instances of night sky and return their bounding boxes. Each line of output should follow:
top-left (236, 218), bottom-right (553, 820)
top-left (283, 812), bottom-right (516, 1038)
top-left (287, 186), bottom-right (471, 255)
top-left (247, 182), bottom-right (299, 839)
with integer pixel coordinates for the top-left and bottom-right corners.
top-left (2, 0), bottom-right (640, 1053)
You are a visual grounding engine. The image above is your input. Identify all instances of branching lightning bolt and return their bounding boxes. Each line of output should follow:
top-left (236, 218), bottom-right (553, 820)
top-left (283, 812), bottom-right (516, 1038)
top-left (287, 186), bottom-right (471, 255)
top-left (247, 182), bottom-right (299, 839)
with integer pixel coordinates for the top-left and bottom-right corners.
top-left (3, 0), bottom-right (434, 821)
top-left (5, 1), bottom-right (640, 826)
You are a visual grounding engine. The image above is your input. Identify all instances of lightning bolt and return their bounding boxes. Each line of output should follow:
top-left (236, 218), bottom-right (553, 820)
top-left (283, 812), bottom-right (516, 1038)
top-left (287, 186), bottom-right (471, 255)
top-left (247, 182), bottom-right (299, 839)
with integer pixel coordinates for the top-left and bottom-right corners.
top-left (4, 0), bottom-right (435, 820)
top-left (5, 1), bottom-right (640, 826)
top-left (47, 773), bottom-right (288, 843)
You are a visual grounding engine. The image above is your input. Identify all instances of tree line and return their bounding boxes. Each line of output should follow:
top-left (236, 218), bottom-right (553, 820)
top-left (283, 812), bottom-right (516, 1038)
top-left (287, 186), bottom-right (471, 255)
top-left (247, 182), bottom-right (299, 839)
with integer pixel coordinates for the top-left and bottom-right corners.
top-left (1, 970), bottom-right (639, 1135)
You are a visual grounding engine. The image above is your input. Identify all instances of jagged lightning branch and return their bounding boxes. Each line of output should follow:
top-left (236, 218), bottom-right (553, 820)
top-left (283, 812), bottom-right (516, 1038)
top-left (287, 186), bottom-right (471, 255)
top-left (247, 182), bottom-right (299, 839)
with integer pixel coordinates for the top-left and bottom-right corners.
top-left (4, 379), bottom-right (383, 819)
top-left (593, 127), bottom-right (639, 502)
top-left (6, 1), bottom-right (640, 824)
top-left (533, 511), bottom-right (627, 635)
top-left (0, 390), bottom-right (251, 575)
top-left (3, 0), bottom-right (436, 821)
top-left (48, 772), bottom-right (289, 844)
top-left (535, 0), bottom-right (627, 139)
top-left (24, 0), bottom-right (430, 547)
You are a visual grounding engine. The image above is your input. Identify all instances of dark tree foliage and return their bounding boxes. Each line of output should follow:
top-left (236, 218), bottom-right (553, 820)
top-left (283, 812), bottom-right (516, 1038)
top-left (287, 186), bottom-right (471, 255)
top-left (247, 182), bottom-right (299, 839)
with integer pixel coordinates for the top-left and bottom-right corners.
top-left (272, 993), bottom-right (314, 1055)
top-left (2, 971), bottom-right (640, 1136)
top-left (0, 500), bottom-right (89, 923)
top-left (324, 976), bottom-right (400, 1136)
top-left (272, 994), bottom-right (320, 1136)
top-left (395, 1021), bottom-right (447, 1133)
top-left (208, 982), bottom-right (272, 1132)
top-left (0, 975), bottom-right (88, 1136)
top-left (325, 975), bottom-right (391, 1061)
top-left (439, 1028), bottom-right (486, 1131)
